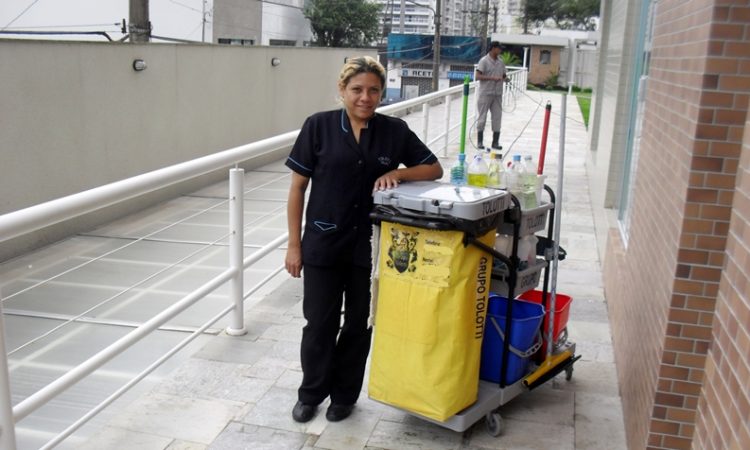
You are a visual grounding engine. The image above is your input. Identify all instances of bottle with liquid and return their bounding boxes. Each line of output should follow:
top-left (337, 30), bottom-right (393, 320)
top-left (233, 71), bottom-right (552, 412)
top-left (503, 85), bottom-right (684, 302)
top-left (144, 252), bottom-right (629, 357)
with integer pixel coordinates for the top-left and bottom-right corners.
top-left (467, 150), bottom-right (489, 187)
top-left (506, 154), bottom-right (522, 197)
top-left (516, 235), bottom-right (539, 270)
top-left (521, 154), bottom-right (538, 209)
top-left (450, 153), bottom-right (468, 186)
top-left (486, 151), bottom-right (505, 189)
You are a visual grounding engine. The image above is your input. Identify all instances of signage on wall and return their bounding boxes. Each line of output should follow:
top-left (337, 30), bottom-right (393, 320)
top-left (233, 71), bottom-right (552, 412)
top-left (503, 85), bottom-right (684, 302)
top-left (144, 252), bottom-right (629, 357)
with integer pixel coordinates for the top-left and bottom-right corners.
top-left (448, 71), bottom-right (474, 81)
top-left (402, 68), bottom-right (433, 78)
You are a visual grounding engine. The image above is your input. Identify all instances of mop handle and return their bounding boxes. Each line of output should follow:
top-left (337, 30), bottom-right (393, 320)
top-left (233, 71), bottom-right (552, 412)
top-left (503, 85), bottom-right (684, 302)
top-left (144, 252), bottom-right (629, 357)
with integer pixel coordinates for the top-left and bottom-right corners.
top-left (458, 75), bottom-right (470, 155)
top-left (547, 95), bottom-right (566, 358)
top-left (538, 102), bottom-right (552, 175)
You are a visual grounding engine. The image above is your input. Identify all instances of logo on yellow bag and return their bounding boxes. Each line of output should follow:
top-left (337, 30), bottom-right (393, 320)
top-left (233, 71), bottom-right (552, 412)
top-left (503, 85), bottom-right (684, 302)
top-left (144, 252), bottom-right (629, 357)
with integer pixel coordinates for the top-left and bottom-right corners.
top-left (386, 228), bottom-right (419, 273)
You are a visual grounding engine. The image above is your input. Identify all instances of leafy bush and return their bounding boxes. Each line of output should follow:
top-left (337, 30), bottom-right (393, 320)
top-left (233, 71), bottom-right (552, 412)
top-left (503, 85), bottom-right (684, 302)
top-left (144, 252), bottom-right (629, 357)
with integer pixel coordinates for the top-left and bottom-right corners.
top-left (500, 51), bottom-right (522, 67)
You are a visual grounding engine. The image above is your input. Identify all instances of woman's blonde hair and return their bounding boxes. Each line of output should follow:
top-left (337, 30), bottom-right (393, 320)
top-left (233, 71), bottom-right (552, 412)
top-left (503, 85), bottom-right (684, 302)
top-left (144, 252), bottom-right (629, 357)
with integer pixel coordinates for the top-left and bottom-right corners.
top-left (338, 56), bottom-right (386, 90)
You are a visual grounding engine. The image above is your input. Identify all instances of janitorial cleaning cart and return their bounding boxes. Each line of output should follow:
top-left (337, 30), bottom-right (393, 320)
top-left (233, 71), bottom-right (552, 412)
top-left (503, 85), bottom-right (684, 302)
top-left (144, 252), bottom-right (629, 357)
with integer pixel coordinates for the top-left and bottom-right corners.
top-left (368, 181), bottom-right (579, 436)
top-left (367, 85), bottom-right (580, 437)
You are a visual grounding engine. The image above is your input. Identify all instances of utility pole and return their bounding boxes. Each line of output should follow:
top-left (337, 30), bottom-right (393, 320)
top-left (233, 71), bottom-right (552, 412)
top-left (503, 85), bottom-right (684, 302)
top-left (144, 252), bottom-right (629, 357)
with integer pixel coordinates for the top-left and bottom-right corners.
top-left (432, 0), bottom-right (442, 92)
top-left (492, 4), bottom-right (498, 32)
top-left (129, 0), bottom-right (151, 43)
top-left (480, 0), bottom-right (490, 55)
top-left (201, 0), bottom-right (206, 42)
top-left (399, 0), bottom-right (405, 33)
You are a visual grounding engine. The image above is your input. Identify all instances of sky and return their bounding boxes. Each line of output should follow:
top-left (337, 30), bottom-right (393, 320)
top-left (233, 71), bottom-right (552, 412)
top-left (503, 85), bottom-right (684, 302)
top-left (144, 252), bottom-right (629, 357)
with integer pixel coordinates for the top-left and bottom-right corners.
top-left (0, 0), bottom-right (214, 42)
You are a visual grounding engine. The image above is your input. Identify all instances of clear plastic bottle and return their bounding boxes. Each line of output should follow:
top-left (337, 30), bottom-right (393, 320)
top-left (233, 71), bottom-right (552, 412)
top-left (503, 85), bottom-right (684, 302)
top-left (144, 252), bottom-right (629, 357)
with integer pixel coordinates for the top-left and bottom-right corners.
top-left (450, 153), bottom-right (468, 185)
top-left (486, 151), bottom-right (505, 189)
top-left (521, 154), bottom-right (538, 209)
top-left (506, 154), bottom-right (522, 197)
top-left (517, 235), bottom-right (532, 270)
top-left (467, 150), bottom-right (489, 187)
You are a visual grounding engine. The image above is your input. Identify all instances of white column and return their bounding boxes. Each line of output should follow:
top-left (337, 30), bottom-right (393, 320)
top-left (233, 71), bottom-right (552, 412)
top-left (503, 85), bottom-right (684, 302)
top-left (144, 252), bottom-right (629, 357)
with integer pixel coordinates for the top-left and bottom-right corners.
top-left (226, 168), bottom-right (247, 336)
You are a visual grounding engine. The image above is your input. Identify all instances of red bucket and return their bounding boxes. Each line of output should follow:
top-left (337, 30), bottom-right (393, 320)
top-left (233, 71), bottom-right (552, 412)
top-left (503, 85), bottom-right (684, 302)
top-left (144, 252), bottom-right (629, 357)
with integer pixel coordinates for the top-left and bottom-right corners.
top-left (517, 290), bottom-right (572, 355)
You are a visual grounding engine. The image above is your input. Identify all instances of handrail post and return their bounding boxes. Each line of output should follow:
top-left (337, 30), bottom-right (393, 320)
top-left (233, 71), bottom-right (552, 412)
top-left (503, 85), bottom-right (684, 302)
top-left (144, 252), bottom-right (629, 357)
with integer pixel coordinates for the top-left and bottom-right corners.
top-left (0, 297), bottom-right (18, 450)
top-left (226, 168), bottom-right (247, 336)
top-left (443, 94), bottom-right (452, 156)
top-left (422, 103), bottom-right (430, 143)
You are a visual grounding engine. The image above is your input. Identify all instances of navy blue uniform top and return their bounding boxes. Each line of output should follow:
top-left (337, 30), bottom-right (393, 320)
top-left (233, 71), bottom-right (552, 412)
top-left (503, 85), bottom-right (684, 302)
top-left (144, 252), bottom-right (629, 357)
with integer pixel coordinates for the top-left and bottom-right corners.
top-left (285, 109), bottom-right (438, 269)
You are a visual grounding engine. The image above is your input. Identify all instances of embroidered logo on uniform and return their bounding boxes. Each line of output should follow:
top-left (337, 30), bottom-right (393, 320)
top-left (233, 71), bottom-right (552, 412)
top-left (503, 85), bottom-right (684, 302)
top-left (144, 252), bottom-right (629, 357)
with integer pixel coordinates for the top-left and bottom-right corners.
top-left (378, 156), bottom-right (391, 166)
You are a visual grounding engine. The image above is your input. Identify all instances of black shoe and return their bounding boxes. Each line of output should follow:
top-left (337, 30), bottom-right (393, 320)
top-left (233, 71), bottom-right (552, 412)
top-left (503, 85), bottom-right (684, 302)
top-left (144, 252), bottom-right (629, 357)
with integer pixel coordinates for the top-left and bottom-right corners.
top-left (325, 403), bottom-right (354, 422)
top-left (491, 143), bottom-right (502, 150)
top-left (292, 401), bottom-right (317, 423)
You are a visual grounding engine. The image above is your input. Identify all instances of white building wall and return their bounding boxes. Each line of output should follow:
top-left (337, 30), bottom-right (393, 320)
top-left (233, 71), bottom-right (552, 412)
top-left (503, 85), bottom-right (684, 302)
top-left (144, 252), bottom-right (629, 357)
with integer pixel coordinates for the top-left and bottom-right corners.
top-left (262, 0), bottom-right (312, 46)
top-left (212, 0), bottom-right (262, 44)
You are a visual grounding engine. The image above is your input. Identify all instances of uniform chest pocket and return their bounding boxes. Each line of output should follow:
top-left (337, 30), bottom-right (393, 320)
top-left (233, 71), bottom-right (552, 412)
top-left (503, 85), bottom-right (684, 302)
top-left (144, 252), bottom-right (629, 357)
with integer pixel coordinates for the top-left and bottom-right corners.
top-left (313, 221), bottom-right (337, 232)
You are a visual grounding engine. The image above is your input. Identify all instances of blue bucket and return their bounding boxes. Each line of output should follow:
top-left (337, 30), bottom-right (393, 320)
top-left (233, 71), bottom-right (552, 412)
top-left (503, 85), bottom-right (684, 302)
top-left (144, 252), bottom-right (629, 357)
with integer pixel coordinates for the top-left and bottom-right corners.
top-left (480, 294), bottom-right (545, 384)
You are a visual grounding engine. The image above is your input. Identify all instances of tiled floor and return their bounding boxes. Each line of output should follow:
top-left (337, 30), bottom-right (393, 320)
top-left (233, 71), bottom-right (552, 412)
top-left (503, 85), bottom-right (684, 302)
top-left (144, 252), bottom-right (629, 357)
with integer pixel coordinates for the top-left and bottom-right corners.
top-left (2, 92), bottom-right (627, 449)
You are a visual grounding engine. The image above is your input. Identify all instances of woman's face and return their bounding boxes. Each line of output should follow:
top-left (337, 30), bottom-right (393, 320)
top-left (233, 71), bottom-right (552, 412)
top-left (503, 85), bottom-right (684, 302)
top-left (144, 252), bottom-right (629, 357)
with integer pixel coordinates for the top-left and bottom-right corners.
top-left (340, 72), bottom-right (382, 123)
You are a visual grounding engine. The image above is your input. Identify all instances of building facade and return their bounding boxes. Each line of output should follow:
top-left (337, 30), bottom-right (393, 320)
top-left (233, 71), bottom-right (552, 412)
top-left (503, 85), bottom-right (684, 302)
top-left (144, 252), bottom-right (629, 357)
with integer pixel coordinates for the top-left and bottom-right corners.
top-left (588, 0), bottom-right (750, 449)
top-left (377, 0), bottom-right (492, 37)
top-left (212, 0), bottom-right (312, 46)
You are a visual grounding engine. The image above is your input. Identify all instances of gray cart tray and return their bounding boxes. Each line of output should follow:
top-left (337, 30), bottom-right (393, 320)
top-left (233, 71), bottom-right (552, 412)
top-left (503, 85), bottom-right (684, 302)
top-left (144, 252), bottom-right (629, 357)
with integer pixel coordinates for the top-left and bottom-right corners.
top-left (373, 181), bottom-right (510, 221)
top-left (497, 202), bottom-right (553, 236)
top-left (490, 259), bottom-right (547, 297)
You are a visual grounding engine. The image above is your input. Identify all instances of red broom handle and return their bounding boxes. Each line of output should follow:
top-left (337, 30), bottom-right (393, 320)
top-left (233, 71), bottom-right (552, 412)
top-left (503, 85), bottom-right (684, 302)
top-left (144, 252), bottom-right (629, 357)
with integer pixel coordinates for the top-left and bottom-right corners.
top-left (538, 101), bottom-right (552, 175)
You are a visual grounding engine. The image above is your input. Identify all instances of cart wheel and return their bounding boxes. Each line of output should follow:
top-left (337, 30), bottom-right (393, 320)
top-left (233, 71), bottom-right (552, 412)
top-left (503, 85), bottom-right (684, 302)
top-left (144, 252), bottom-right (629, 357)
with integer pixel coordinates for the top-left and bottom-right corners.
top-left (485, 412), bottom-right (505, 437)
top-left (565, 365), bottom-right (574, 381)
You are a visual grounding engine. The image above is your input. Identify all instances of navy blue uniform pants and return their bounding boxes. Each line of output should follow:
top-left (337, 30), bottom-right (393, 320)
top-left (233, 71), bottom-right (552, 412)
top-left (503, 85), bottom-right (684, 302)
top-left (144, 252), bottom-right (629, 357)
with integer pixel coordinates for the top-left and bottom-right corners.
top-left (298, 263), bottom-right (372, 406)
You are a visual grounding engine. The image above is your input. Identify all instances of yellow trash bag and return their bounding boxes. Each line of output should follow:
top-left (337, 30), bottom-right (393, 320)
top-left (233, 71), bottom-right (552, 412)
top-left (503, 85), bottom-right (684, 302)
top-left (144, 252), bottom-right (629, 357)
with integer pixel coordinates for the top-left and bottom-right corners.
top-left (368, 221), bottom-right (493, 422)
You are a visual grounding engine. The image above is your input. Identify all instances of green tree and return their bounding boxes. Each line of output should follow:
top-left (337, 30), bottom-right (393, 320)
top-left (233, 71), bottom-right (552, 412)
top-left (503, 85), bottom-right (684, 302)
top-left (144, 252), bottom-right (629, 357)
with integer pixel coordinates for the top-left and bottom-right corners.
top-left (521, 0), bottom-right (555, 34)
top-left (304, 0), bottom-right (381, 47)
top-left (551, 0), bottom-right (600, 30)
top-left (520, 0), bottom-right (600, 33)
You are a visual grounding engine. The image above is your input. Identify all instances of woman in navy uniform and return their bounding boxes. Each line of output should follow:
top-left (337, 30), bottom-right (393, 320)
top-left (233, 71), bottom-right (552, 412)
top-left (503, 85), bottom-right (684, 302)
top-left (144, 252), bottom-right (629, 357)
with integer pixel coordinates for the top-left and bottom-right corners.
top-left (285, 56), bottom-right (443, 423)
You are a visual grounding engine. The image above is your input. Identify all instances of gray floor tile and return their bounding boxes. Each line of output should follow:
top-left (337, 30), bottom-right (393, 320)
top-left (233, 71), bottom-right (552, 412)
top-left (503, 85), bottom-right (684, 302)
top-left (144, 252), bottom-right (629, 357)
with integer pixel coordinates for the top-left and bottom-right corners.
top-left (154, 358), bottom-right (274, 404)
top-left (493, 384), bottom-right (574, 428)
top-left (192, 334), bottom-right (275, 364)
top-left (209, 422), bottom-right (308, 450)
top-left (314, 406), bottom-right (380, 450)
top-left (107, 392), bottom-right (243, 444)
top-left (553, 360), bottom-right (620, 397)
top-left (167, 440), bottom-right (208, 450)
top-left (367, 419), bottom-right (463, 450)
top-left (241, 386), bottom-right (326, 434)
top-left (466, 417), bottom-right (574, 450)
top-left (575, 392), bottom-right (627, 450)
top-left (78, 426), bottom-right (173, 450)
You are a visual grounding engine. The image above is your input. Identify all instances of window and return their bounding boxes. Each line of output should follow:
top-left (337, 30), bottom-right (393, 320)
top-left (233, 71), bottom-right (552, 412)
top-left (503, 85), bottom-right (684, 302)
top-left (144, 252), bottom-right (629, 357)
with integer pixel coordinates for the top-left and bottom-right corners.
top-left (218, 38), bottom-right (254, 46)
top-left (270, 39), bottom-right (296, 46)
top-left (619, 0), bottom-right (656, 241)
top-left (539, 50), bottom-right (551, 65)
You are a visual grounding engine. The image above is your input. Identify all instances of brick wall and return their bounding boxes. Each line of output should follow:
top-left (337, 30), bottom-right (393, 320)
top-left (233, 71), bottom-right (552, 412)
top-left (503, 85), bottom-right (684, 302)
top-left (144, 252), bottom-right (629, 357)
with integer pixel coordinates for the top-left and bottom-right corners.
top-left (693, 109), bottom-right (750, 450)
top-left (603, 1), bottom-right (750, 449)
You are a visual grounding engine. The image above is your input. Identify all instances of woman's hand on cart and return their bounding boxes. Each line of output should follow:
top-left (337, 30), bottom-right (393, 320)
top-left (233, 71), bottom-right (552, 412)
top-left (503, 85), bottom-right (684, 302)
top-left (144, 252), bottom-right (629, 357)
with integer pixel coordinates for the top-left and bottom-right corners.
top-left (373, 170), bottom-right (401, 192)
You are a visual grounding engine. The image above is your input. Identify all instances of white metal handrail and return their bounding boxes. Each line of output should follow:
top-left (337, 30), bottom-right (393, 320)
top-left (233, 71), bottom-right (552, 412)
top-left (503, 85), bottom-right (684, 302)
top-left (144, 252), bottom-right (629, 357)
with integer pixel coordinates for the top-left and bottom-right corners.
top-left (0, 78), bottom-right (525, 448)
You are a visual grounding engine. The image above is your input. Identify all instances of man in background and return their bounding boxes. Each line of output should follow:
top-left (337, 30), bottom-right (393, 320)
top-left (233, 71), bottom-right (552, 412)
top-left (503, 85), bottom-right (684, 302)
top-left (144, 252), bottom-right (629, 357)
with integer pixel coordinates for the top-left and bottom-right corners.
top-left (475, 41), bottom-right (507, 150)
